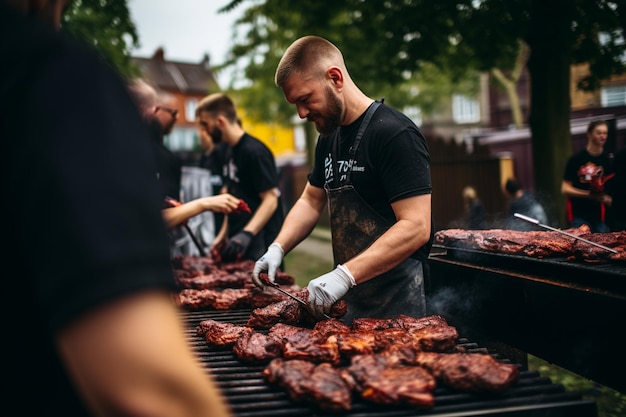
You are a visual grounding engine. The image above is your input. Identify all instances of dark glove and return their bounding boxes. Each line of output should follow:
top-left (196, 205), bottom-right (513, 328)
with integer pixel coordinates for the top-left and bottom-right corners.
top-left (221, 230), bottom-right (254, 262)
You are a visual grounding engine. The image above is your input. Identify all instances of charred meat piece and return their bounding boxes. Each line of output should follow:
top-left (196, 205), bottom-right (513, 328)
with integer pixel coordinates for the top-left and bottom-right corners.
top-left (407, 325), bottom-right (459, 352)
top-left (248, 288), bottom-right (347, 329)
top-left (347, 353), bottom-right (436, 408)
top-left (313, 318), bottom-right (352, 337)
top-left (247, 297), bottom-right (303, 329)
top-left (391, 314), bottom-right (449, 330)
top-left (248, 284), bottom-right (302, 308)
top-left (196, 319), bottom-right (253, 347)
top-left (174, 288), bottom-right (252, 310)
top-left (232, 331), bottom-right (282, 363)
top-left (176, 271), bottom-right (249, 290)
top-left (351, 317), bottom-right (393, 331)
top-left (572, 231), bottom-right (626, 262)
top-left (282, 329), bottom-right (341, 365)
top-left (258, 271), bottom-right (296, 286)
top-left (263, 359), bottom-right (353, 412)
top-left (337, 331), bottom-right (386, 357)
top-left (415, 351), bottom-right (520, 393)
top-left (264, 358), bottom-right (315, 401)
top-left (267, 323), bottom-right (307, 340)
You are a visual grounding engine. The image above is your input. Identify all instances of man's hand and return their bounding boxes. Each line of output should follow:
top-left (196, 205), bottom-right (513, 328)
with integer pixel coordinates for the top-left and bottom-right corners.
top-left (252, 243), bottom-right (284, 288)
top-left (307, 264), bottom-right (356, 318)
top-left (221, 231), bottom-right (253, 262)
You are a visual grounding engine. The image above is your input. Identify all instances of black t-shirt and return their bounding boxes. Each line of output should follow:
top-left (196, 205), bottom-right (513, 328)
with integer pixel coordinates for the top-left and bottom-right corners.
top-left (563, 147), bottom-right (613, 224)
top-left (308, 103), bottom-right (433, 261)
top-left (199, 141), bottom-right (228, 197)
top-left (1, 6), bottom-right (177, 415)
top-left (223, 133), bottom-right (285, 248)
top-left (148, 118), bottom-right (182, 203)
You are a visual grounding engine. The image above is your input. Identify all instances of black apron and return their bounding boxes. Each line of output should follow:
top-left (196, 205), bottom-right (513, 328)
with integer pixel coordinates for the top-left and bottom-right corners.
top-left (325, 101), bottom-right (426, 325)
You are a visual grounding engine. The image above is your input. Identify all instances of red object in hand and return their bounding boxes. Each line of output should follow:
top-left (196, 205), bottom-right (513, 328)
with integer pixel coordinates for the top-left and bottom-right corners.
top-left (234, 200), bottom-right (251, 214)
top-left (590, 173), bottom-right (615, 193)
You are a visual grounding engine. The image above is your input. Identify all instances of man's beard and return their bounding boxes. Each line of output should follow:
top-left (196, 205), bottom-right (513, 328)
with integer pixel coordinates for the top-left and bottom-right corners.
top-left (310, 86), bottom-right (342, 136)
top-left (210, 126), bottom-right (223, 144)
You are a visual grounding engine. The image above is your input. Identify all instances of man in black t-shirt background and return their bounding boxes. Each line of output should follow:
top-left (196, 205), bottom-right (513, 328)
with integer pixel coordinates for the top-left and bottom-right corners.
top-left (562, 119), bottom-right (614, 232)
top-left (196, 93), bottom-right (285, 263)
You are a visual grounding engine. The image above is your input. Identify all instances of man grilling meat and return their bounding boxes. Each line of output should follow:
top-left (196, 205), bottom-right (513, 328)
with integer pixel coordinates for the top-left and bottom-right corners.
top-left (253, 36), bottom-right (433, 324)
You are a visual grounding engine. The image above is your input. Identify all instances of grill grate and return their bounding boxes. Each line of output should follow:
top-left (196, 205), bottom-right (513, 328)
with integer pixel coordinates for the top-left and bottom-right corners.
top-left (182, 309), bottom-right (597, 417)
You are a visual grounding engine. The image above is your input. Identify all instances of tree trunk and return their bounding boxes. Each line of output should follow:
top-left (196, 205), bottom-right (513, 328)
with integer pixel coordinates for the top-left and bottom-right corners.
top-left (491, 68), bottom-right (523, 128)
top-left (490, 41), bottom-right (529, 129)
top-left (527, 0), bottom-right (573, 227)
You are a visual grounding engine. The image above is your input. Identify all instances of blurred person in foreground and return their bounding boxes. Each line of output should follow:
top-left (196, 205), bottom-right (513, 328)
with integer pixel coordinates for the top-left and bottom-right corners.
top-left (253, 35), bottom-right (433, 324)
top-left (562, 119), bottom-right (613, 232)
top-left (502, 178), bottom-right (548, 231)
top-left (195, 93), bottom-right (285, 263)
top-left (1, 1), bottom-right (231, 416)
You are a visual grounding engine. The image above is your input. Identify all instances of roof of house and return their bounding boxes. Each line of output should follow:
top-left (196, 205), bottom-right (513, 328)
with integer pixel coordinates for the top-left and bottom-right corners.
top-left (131, 48), bottom-right (220, 95)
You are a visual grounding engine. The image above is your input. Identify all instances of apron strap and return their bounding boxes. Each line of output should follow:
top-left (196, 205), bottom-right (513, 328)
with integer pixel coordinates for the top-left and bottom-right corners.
top-left (348, 100), bottom-right (382, 161)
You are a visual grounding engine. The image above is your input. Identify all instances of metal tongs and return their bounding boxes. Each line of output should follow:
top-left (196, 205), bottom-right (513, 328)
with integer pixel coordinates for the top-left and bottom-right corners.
top-left (514, 213), bottom-right (618, 254)
top-left (261, 276), bottom-right (331, 320)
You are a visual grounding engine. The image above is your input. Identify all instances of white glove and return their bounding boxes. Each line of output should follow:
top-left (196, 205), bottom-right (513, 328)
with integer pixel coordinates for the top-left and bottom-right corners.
top-left (252, 243), bottom-right (284, 288)
top-left (307, 264), bottom-right (356, 318)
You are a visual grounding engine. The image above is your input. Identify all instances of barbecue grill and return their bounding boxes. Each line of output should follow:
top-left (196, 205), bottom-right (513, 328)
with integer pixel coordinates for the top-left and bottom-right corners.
top-left (428, 245), bottom-right (626, 395)
top-left (182, 309), bottom-right (597, 416)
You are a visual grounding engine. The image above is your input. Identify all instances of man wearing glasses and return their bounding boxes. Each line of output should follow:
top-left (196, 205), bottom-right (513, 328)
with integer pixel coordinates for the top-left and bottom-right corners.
top-left (154, 91), bottom-right (179, 136)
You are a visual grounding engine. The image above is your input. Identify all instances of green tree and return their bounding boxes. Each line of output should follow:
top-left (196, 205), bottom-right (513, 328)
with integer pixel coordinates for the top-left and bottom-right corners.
top-left (220, 0), bottom-right (626, 225)
top-left (62, 0), bottom-right (140, 78)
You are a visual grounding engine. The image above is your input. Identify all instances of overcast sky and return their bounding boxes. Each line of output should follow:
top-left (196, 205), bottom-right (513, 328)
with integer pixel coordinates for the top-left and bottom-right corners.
top-left (128, 0), bottom-right (242, 85)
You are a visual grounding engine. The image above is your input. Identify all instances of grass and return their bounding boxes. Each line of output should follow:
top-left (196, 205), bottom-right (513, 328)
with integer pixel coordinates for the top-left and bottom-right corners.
top-left (283, 249), bottom-right (333, 287)
top-left (282, 245), bottom-right (626, 417)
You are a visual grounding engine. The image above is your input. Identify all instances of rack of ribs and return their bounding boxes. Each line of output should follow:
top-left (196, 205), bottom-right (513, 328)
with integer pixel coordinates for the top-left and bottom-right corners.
top-left (434, 225), bottom-right (592, 258)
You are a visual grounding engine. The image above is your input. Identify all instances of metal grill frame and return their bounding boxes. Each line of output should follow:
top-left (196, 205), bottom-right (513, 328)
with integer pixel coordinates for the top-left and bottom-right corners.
top-left (428, 247), bottom-right (626, 394)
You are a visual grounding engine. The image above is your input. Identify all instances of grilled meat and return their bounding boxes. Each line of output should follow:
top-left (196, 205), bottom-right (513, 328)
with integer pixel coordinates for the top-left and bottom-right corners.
top-left (174, 288), bottom-right (252, 310)
top-left (232, 331), bottom-right (282, 362)
top-left (352, 317), bottom-right (393, 331)
top-left (282, 329), bottom-right (341, 365)
top-left (571, 231), bottom-right (626, 262)
top-left (247, 288), bottom-right (347, 329)
top-left (313, 318), bottom-right (352, 337)
top-left (434, 225), bottom-right (591, 258)
top-left (391, 314), bottom-right (449, 330)
top-left (247, 297), bottom-right (303, 329)
top-left (263, 358), bottom-right (354, 411)
top-left (415, 351), bottom-right (520, 393)
top-left (176, 271), bottom-right (250, 290)
top-left (347, 352), bottom-right (436, 408)
top-left (196, 319), bottom-right (253, 347)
